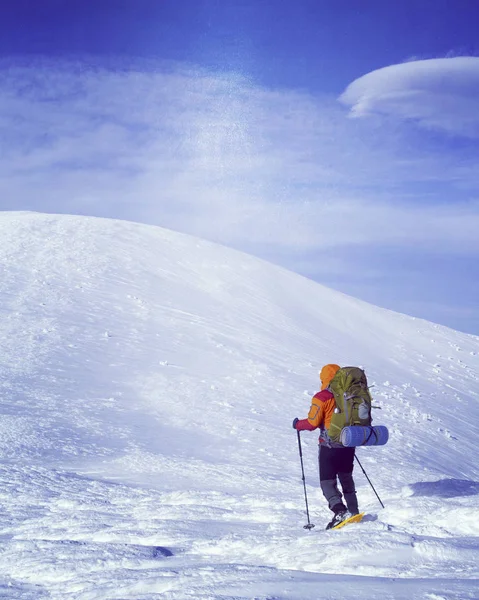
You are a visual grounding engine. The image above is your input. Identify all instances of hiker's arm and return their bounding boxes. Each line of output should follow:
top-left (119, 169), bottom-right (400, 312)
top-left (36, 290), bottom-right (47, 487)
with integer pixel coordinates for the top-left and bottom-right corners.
top-left (294, 391), bottom-right (328, 431)
top-left (306, 395), bottom-right (325, 428)
top-left (294, 417), bottom-right (316, 431)
top-left (306, 389), bottom-right (334, 428)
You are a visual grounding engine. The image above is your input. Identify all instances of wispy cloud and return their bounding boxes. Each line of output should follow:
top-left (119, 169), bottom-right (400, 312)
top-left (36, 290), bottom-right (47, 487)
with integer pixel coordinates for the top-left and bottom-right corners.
top-left (0, 57), bottom-right (478, 333)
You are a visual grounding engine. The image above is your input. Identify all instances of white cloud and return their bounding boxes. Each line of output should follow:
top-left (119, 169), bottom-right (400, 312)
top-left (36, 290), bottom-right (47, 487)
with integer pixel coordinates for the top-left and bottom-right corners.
top-left (340, 57), bottom-right (479, 138)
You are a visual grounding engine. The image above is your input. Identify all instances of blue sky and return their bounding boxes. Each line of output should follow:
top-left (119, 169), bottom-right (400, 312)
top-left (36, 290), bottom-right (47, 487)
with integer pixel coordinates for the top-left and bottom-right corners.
top-left (1, 1), bottom-right (479, 334)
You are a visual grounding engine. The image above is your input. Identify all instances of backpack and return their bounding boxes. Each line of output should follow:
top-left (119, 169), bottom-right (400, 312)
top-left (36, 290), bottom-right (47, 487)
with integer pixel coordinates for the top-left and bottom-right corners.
top-left (327, 366), bottom-right (372, 444)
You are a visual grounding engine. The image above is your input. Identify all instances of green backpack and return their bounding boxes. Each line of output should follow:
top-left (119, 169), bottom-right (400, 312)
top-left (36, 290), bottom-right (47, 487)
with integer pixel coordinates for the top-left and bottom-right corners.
top-left (327, 366), bottom-right (373, 444)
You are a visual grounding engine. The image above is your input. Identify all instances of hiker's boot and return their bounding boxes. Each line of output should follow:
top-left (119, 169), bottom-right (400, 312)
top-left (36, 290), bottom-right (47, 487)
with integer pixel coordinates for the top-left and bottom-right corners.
top-left (326, 504), bottom-right (350, 530)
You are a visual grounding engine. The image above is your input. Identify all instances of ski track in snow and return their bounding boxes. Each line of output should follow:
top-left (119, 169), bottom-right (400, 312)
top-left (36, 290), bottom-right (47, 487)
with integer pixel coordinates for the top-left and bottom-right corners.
top-left (0, 212), bottom-right (478, 599)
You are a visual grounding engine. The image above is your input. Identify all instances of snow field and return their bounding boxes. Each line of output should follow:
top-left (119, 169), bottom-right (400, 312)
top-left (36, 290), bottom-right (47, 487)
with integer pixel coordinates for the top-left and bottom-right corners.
top-left (0, 212), bottom-right (477, 599)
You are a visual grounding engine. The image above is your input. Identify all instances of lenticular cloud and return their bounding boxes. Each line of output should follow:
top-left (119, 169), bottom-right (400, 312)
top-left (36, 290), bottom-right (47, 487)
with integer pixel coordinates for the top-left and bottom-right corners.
top-left (340, 56), bottom-right (479, 138)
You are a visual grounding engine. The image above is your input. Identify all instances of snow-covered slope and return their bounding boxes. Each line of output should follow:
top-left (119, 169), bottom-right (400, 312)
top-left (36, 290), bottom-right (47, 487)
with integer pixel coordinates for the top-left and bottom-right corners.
top-left (0, 211), bottom-right (478, 599)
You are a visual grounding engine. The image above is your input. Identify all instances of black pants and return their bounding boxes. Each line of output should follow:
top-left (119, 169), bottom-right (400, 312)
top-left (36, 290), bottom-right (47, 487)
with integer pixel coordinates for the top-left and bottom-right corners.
top-left (318, 445), bottom-right (358, 514)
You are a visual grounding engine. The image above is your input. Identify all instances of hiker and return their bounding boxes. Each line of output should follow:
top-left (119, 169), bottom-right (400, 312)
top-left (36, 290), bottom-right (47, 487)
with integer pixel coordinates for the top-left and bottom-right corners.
top-left (292, 363), bottom-right (359, 530)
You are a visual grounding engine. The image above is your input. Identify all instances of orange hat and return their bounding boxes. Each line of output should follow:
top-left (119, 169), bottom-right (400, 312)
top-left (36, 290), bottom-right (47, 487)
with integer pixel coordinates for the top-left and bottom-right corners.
top-left (319, 364), bottom-right (340, 390)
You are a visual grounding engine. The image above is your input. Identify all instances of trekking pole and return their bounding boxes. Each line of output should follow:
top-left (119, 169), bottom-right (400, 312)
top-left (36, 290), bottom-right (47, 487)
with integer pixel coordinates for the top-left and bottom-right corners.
top-left (296, 430), bottom-right (315, 530)
top-left (354, 454), bottom-right (385, 509)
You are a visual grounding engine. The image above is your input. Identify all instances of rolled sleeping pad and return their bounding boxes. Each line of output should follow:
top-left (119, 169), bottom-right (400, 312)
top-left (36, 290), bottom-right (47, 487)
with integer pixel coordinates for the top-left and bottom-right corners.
top-left (340, 425), bottom-right (389, 447)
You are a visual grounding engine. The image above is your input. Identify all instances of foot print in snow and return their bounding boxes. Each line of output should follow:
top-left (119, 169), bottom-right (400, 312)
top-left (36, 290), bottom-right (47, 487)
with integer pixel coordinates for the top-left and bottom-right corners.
top-left (152, 546), bottom-right (174, 558)
top-left (438, 428), bottom-right (457, 440)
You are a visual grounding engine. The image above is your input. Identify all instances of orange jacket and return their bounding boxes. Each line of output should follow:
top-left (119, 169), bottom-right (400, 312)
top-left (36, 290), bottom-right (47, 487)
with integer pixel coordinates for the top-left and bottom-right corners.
top-left (295, 363), bottom-right (340, 434)
top-left (295, 389), bottom-right (335, 431)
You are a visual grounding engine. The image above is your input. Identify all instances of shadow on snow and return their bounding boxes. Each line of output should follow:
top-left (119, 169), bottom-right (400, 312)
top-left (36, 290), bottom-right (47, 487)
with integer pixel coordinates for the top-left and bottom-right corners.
top-left (409, 478), bottom-right (479, 498)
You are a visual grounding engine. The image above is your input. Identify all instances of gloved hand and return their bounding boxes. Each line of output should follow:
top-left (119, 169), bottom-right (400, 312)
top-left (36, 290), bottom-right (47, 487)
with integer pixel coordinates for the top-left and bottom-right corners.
top-left (292, 417), bottom-right (299, 429)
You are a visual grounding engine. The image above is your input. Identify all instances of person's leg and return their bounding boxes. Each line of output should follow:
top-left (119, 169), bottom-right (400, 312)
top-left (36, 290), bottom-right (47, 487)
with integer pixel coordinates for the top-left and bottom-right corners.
top-left (337, 448), bottom-right (359, 514)
top-left (319, 445), bottom-right (347, 513)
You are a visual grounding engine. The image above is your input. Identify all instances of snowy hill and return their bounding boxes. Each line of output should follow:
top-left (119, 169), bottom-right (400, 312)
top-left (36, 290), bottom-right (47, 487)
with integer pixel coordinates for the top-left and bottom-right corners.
top-left (0, 211), bottom-right (478, 600)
